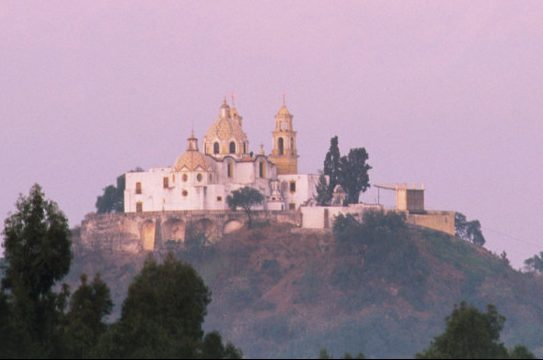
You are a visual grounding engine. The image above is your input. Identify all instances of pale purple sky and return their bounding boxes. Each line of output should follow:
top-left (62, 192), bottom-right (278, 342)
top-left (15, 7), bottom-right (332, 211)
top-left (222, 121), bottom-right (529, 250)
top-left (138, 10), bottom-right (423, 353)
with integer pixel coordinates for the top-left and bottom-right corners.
top-left (1, 1), bottom-right (542, 267)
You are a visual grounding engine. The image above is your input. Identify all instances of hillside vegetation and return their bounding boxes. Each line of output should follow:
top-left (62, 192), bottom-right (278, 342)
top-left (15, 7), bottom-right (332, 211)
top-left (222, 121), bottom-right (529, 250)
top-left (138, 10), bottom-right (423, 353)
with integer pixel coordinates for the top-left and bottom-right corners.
top-left (69, 214), bottom-right (543, 359)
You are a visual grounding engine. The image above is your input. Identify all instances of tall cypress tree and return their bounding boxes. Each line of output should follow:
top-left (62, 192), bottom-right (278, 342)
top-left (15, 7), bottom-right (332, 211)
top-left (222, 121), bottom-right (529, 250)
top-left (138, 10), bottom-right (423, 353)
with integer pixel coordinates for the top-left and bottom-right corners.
top-left (323, 136), bottom-right (342, 200)
top-left (2, 184), bottom-right (72, 358)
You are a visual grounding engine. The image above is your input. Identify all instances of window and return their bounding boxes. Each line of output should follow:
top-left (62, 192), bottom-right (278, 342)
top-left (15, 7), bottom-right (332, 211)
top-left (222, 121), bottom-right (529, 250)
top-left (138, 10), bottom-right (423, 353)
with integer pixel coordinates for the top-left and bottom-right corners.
top-left (136, 182), bottom-right (142, 194)
top-left (259, 161), bottom-right (266, 178)
top-left (290, 181), bottom-right (296, 193)
top-left (229, 141), bottom-right (236, 154)
top-left (243, 143), bottom-right (247, 154)
top-left (217, 196), bottom-right (223, 202)
top-left (289, 203), bottom-right (296, 211)
top-left (182, 190), bottom-right (188, 197)
top-left (136, 202), bottom-right (143, 213)
top-left (278, 138), bottom-right (284, 155)
top-left (213, 142), bottom-right (220, 154)
top-left (197, 173), bottom-right (203, 182)
top-left (227, 162), bottom-right (234, 178)
top-left (163, 177), bottom-right (169, 189)
top-left (182, 174), bottom-right (188, 182)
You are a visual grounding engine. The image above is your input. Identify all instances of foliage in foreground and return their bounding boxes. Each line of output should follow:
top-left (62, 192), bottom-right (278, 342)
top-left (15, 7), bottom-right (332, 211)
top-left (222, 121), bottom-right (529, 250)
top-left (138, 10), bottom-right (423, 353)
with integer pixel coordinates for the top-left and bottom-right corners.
top-left (416, 302), bottom-right (535, 359)
top-left (93, 254), bottom-right (241, 359)
top-left (318, 348), bottom-right (365, 359)
top-left (1, 184), bottom-right (241, 359)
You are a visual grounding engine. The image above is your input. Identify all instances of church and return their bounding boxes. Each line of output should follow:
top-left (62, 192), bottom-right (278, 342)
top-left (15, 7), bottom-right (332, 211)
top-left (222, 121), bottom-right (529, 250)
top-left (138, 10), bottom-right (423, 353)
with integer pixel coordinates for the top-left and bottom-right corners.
top-left (124, 99), bottom-right (320, 213)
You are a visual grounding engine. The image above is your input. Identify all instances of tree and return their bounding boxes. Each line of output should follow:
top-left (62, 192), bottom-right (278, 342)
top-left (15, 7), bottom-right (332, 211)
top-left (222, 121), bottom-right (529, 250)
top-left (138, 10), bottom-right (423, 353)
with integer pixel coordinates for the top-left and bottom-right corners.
top-left (63, 274), bottom-right (113, 359)
top-left (0, 258), bottom-right (6, 280)
top-left (339, 148), bottom-right (371, 205)
top-left (318, 349), bottom-right (365, 359)
top-left (416, 302), bottom-right (535, 359)
top-left (323, 136), bottom-right (342, 201)
top-left (227, 187), bottom-right (264, 228)
top-left (315, 172), bottom-right (332, 206)
top-left (455, 213), bottom-right (486, 247)
top-left (320, 137), bottom-right (371, 206)
top-left (201, 331), bottom-right (243, 359)
top-left (524, 252), bottom-right (543, 273)
top-left (508, 345), bottom-right (536, 359)
top-left (95, 174), bottom-right (126, 214)
top-left (1, 184), bottom-right (72, 358)
top-left (95, 254), bottom-right (242, 358)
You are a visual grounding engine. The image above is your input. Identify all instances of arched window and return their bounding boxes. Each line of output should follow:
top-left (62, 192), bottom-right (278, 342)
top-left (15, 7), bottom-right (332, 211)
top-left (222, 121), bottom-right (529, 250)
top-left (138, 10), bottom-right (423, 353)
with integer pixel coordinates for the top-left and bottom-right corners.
top-left (229, 141), bottom-right (236, 154)
top-left (259, 161), bottom-right (266, 178)
top-left (278, 138), bottom-right (284, 155)
top-left (213, 142), bottom-right (220, 154)
top-left (227, 162), bottom-right (234, 178)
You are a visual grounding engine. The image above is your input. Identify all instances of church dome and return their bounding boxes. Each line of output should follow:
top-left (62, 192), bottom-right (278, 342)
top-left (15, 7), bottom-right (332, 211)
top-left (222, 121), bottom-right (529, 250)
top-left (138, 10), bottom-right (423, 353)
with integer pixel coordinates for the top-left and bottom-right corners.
top-left (203, 100), bottom-right (249, 157)
top-left (174, 134), bottom-right (215, 172)
top-left (205, 101), bottom-right (248, 142)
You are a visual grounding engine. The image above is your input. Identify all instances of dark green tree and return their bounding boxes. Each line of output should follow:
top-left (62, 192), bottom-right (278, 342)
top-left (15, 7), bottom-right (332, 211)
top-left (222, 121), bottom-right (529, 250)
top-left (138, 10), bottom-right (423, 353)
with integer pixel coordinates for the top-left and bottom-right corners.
top-left (416, 302), bottom-right (535, 359)
top-left (320, 137), bottom-right (371, 205)
top-left (95, 254), bottom-right (241, 358)
top-left (95, 174), bottom-right (126, 214)
top-left (339, 148), bottom-right (371, 205)
top-left (323, 136), bottom-right (342, 200)
top-left (227, 187), bottom-right (264, 228)
top-left (319, 348), bottom-right (332, 359)
top-left (201, 331), bottom-right (243, 359)
top-left (508, 345), bottom-right (536, 359)
top-left (1, 184), bottom-right (72, 358)
top-left (455, 213), bottom-right (486, 247)
top-left (62, 274), bottom-right (113, 359)
top-left (318, 349), bottom-right (365, 359)
top-left (315, 172), bottom-right (332, 206)
top-left (524, 251), bottom-right (543, 273)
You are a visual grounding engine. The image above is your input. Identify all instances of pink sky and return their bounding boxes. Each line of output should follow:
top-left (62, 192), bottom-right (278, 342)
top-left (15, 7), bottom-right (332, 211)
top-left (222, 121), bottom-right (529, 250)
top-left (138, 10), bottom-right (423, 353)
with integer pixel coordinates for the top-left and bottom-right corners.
top-left (1, 1), bottom-right (542, 267)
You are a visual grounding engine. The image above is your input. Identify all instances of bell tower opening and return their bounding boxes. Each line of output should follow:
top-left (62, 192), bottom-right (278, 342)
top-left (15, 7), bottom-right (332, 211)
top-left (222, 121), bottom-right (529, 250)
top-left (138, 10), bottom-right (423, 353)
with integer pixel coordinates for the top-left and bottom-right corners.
top-left (278, 138), bottom-right (285, 155)
top-left (270, 101), bottom-right (298, 175)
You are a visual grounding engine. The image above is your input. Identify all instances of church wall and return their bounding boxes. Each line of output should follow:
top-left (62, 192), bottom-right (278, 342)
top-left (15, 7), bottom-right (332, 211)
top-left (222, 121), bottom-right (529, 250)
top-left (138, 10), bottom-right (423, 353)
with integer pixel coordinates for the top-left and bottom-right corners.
top-left (278, 174), bottom-right (320, 210)
top-left (125, 169), bottom-right (173, 213)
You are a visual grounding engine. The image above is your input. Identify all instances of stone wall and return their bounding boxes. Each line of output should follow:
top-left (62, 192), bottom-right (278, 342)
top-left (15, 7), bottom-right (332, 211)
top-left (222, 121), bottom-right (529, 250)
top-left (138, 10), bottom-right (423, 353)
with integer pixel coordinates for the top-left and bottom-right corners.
top-left (406, 211), bottom-right (456, 236)
top-left (79, 210), bottom-right (301, 253)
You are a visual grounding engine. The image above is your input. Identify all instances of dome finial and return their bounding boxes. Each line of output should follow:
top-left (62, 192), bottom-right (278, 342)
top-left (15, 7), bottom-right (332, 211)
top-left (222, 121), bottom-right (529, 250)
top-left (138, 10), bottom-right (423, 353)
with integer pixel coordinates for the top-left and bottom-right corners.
top-left (220, 97), bottom-right (230, 118)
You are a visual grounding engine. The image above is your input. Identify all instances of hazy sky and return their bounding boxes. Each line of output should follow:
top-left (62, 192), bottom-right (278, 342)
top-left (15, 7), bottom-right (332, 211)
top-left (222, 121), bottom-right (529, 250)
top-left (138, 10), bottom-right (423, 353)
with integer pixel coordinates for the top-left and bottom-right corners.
top-left (1, 1), bottom-right (542, 267)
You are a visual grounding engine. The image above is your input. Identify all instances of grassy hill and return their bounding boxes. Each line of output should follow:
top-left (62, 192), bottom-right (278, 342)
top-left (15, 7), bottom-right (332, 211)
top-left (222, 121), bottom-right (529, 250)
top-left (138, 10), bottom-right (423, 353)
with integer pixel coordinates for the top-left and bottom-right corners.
top-left (68, 218), bottom-right (543, 359)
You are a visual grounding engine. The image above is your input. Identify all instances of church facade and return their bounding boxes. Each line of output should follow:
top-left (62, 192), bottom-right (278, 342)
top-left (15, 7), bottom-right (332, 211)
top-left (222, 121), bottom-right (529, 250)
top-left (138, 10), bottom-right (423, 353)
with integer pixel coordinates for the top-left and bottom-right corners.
top-left (124, 100), bottom-right (320, 213)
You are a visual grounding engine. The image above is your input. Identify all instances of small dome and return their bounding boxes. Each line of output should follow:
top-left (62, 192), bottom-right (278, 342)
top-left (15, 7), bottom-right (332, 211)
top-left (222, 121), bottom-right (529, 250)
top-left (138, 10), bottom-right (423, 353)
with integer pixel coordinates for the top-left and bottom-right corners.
top-left (174, 151), bottom-right (213, 172)
top-left (174, 134), bottom-right (215, 172)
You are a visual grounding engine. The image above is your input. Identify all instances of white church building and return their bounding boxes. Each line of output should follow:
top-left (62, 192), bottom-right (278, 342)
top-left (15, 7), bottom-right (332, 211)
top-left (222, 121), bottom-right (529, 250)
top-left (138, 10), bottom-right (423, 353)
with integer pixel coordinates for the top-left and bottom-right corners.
top-left (124, 100), bottom-right (320, 213)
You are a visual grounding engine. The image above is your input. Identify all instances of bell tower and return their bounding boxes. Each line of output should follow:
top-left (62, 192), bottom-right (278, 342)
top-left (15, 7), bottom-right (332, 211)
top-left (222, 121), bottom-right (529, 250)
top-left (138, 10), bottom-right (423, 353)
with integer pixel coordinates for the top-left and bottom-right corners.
top-left (270, 102), bottom-right (298, 175)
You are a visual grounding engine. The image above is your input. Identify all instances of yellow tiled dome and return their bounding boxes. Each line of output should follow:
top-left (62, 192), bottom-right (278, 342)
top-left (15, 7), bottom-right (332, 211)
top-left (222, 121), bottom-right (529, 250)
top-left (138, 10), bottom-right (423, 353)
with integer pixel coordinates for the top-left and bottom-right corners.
top-left (174, 134), bottom-right (215, 172)
top-left (174, 151), bottom-right (213, 172)
top-left (203, 100), bottom-right (249, 157)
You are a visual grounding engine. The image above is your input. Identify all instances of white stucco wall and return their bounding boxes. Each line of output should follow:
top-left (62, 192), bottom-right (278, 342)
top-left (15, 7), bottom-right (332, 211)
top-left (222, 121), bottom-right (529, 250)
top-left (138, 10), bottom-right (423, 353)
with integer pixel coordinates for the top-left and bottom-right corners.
top-left (278, 174), bottom-right (320, 210)
top-left (301, 204), bottom-right (384, 229)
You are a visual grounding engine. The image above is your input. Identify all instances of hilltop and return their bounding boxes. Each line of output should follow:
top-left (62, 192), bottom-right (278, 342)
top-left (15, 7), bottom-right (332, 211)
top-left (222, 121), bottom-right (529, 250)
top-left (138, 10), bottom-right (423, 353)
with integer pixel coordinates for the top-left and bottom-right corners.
top-left (68, 220), bottom-right (543, 359)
